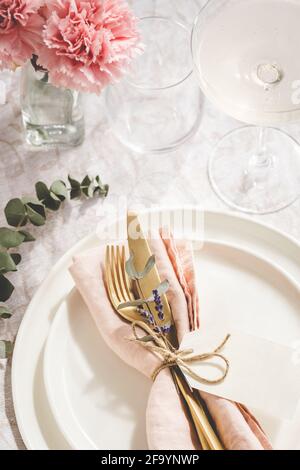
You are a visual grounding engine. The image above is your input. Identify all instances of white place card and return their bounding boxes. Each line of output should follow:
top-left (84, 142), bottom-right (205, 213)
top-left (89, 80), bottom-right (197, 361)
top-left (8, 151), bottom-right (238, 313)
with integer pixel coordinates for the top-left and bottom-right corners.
top-left (180, 327), bottom-right (300, 420)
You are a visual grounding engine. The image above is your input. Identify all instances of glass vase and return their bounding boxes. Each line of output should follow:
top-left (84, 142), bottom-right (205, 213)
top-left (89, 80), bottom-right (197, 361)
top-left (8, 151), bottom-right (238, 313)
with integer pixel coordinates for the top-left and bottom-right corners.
top-left (20, 62), bottom-right (85, 148)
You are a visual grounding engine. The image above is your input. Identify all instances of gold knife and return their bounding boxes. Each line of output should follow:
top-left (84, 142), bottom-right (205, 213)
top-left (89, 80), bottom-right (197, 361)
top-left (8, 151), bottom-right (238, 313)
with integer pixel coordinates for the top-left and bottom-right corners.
top-left (127, 212), bottom-right (173, 332)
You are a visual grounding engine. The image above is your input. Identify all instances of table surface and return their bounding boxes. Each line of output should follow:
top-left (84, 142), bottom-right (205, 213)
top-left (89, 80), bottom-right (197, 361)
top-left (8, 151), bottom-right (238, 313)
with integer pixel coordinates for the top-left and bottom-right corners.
top-left (1, 0), bottom-right (300, 450)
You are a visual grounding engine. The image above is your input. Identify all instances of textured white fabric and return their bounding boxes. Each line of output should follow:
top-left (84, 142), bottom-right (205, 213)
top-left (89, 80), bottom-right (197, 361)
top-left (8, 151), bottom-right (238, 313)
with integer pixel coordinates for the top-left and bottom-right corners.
top-left (1, 0), bottom-right (300, 450)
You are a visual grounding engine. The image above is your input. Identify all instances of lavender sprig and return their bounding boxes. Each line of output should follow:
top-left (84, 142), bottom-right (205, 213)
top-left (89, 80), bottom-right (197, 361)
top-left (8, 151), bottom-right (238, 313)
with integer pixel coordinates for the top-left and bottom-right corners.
top-left (137, 293), bottom-right (171, 336)
top-left (154, 324), bottom-right (172, 335)
top-left (138, 307), bottom-right (155, 325)
top-left (153, 289), bottom-right (164, 321)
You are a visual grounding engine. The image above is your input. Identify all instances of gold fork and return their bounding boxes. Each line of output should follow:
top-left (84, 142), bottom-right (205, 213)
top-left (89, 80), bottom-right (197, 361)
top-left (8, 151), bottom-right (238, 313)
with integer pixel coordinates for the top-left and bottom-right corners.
top-left (105, 245), bottom-right (224, 451)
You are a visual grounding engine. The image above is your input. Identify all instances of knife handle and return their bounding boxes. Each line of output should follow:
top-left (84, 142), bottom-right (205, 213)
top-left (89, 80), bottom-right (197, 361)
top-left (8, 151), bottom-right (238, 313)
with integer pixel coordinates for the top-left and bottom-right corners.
top-left (173, 370), bottom-right (224, 451)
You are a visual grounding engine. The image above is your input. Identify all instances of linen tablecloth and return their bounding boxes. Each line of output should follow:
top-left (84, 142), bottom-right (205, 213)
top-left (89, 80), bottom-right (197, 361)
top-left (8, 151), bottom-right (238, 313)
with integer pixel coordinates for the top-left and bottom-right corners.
top-left (1, 0), bottom-right (300, 449)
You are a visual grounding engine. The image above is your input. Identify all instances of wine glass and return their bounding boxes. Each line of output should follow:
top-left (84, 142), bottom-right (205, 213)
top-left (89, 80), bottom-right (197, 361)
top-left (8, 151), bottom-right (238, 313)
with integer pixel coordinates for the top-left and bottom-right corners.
top-left (192, 0), bottom-right (300, 214)
top-left (106, 16), bottom-right (202, 154)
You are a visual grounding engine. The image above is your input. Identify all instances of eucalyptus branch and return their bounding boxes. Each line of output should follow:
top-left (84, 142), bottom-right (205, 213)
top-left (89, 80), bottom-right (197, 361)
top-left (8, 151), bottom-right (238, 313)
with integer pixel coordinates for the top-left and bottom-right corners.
top-left (0, 174), bottom-right (109, 358)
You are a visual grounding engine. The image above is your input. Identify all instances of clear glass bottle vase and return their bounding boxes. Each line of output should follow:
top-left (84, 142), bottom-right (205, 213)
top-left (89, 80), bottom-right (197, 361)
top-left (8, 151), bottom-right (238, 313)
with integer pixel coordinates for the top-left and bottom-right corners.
top-left (20, 61), bottom-right (85, 148)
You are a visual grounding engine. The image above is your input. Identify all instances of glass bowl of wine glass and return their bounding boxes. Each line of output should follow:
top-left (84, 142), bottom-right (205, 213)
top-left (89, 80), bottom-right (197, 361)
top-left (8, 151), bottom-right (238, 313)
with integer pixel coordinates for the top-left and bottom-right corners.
top-left (106, 16), bottom-right (203, 154)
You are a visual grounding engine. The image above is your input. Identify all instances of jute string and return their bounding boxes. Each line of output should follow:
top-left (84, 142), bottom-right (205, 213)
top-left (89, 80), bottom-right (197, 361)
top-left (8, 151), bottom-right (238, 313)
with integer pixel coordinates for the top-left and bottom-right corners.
top-left (130, 321), bottom-right (230, 383)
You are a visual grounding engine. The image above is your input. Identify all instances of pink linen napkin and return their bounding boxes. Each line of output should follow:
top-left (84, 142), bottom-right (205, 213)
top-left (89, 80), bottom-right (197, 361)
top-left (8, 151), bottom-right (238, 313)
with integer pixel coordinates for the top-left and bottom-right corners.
top-left (69, 235), bottom-right (272, 450)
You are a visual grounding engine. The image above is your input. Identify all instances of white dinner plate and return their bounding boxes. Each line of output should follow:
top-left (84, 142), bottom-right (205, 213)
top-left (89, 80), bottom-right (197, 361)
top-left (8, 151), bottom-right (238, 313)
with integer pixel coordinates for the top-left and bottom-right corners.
top-left (12, 209), bottom-right (300, 450)
top-left (43, 240), bottom-right (300, 450)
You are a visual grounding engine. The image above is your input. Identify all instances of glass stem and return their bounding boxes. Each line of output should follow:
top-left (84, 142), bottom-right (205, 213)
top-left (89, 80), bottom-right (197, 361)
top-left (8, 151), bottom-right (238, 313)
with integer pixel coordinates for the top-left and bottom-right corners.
top-left (249, 127), bottom-right (271, 168)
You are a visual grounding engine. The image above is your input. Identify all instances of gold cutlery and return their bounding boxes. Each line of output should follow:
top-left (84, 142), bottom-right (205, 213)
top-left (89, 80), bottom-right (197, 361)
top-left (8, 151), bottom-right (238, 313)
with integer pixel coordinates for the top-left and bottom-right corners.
top-left (105, 243), bottom-right (224, 450)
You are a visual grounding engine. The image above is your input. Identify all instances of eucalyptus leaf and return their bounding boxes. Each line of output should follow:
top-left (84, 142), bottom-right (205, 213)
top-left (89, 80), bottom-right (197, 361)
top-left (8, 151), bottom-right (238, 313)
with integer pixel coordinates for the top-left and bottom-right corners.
top-left (68, 176), bottom-right (81, 199)
top-left (86, 177), bottom-right (105, 198)
top-left (4, 199), bottom-right (27, 227)
top-left (95, 175), bottom-right (109, 195)
top-left (35, 182), bottom-right (61, 211)
top-left (94, 183), bottom-right (109, 198)
top-left (0, 228), bottom-right (25, 248)
top-left (138, 335), bottom-right (154, 343)
top-left (70, 188), bottom-right (82, 200)
top-left (124, 254), bottom-right (136, 279)
top-left (26, 203), bottom-right (46, 226)
top-left (118, 299), bottom-right (147, 310)
top-left (43, 195), bottom-right (61, 211)
top-left (125, 253), bottom-right (156, 280)
top-left (81, 176), bottom-right (92, 197)
top-left (19, 230), bottom-right (35, 242)
top-left (0, 340), bottom-right (13, 358)
top-left (49, 192), bottom-right (61, 202)
top-left (50, 180), bottom-right (68, 201)
top-left (154, 280), bottom-right (170, 297)
top-left (22, 196), bottom-right (40, 206)
top-left (0, 275), bottom-right (14, 302)
top-left (68, 175), bottom-right (80, 188)
top-left (88, 182), bottom-right (96, 198)
top-left (0, 306), bottom-right (12, 319)
top-left (68, 176), bottom-right (81, 189)
top-left (11, 254), bottom-right (21, 265)
top-left (146, 281), bottom-right (169, 302)
top-left (35, 181), bottom-right (50, 202)
top-left (94, 176), bottom-right (109, 197)
top-left (0, 252), bottom-right (17, 274)
top-left (118, 280), bottom-right (170, 310)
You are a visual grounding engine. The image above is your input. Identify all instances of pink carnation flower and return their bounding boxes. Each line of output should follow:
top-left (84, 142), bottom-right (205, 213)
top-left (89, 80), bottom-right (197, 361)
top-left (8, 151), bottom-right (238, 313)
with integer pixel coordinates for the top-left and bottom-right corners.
top-left (0, 0), bottom-right (44, 70)
top-left (37, 0), bottom-right (142, 94)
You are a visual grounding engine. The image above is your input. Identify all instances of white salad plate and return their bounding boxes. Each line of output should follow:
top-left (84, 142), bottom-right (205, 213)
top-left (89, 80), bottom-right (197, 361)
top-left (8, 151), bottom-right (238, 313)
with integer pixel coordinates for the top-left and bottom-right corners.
top-left (12, 209), bottom-right (300, 450)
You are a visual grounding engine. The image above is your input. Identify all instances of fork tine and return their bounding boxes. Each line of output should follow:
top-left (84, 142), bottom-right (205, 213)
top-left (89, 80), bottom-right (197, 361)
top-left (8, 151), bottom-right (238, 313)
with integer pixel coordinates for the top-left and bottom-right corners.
top-left (119, 246), bottom-right (135, 301)
top-left (105, 246), bottom-right (120, 308)
top-left (110, 246), bottom-right (122, 304)
top-left (106, 245), bottom-right (141, 323)
top-left (114, 246), bottom-right (128, 303)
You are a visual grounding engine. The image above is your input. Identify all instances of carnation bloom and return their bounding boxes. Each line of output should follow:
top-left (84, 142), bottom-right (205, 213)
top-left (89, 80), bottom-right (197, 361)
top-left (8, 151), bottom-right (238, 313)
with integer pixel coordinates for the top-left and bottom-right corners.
top-left (0, 0), bottom-right (44, 70)
top-left (37, 0), bottom-right (143, 94)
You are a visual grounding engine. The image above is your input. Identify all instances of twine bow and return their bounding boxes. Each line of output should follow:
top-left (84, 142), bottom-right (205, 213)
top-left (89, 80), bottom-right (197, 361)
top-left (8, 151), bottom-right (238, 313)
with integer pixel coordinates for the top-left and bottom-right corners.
top-left (131, 321), bottom-right (230, 383)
